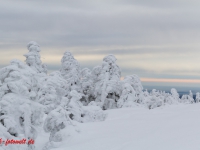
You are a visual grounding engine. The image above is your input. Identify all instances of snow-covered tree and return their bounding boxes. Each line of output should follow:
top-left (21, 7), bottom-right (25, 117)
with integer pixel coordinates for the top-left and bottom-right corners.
top-left (123, 75), bottom-right (143, 95)
top-left (0, 42), bottom-right (47, 150)
top-left (122, 74), bottom-right (143, 104)
top-left (66, 90), bottom-right (106, 123)
top-left (37, 71), bottom-right (67, 113)
top-left (66, 90), bottom-right (84, 122)
top-left (91, 66), bottom-right (102, 84)
top-left (145, 89), bottom-right (163, 109)
top-left (181, 90), bottom-right (194, 103)
top-left (60, 51), bottom-right (81, 95)
top-left (24, 41), bottom-right (47, 74)
top-left (189, 90), bottom-right (194, 101)
top-left (0, 93), bottom-right (44, 150)
top-left (171, 88), bottom-right (179, 101)
top-left (80, 68), bottom-right (94, 105)
top-left (181, 94), bottom-right (194, 104)
top-left (163, 88), bottom-right (179, 105)
top-left (143, 89), bottom-right (149, 98)
top-left (93, 55), bottom-right (121, 109)
top-left (196, 92), bottom-right (200, 103)
top-left (91, 66), bottom-right (103, 105)
top-left (117, 83), bottom-right (138, 108)
top-left (43, 106), bottom-right (76, 150)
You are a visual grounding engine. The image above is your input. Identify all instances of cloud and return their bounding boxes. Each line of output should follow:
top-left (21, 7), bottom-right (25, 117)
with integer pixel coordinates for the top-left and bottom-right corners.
top-left (1, 0), bottom-right (200, 88)
top-left (1, 0), bottom-right (200, 47)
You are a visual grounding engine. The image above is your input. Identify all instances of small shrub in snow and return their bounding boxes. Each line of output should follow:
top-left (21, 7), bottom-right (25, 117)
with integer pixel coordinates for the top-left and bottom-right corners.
top-left (43, 106), bottom-right (76, 150)
top-left (66, 90), bottom-right (107, 123)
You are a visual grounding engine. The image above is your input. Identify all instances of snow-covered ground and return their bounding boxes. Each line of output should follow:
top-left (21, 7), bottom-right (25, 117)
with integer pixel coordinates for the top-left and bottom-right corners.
top-left (40, 104), bottom-right (200, 150)
top-left (1, 42), bottom-right (199, 150)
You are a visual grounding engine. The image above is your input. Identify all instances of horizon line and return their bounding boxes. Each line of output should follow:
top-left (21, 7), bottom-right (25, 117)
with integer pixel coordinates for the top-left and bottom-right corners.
top-left (140, 78), bottom-right (200, 84)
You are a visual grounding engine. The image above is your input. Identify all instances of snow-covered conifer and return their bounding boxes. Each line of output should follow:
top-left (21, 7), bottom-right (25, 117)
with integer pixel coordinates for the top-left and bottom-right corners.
top-left (60, 51), bottom-right (81, 95)
top-left (80, 68), bottom-right (94, 105)
top-left (43, 106), bottom-right (75, 150)
top-left (143, 89), bottom-right (149, 97)
top-left (66, 90), bottom-right (107, 123)
top-left (0, 42), bottom-right (48, 150)
top-left (24, 41), bottom-right (47, 74)
top-left (0, 93), bottom-right (44, 150)
top-left (122, 74), bottom-right (143, 104)
top-left (93, 55), bottom-right (121, 109)
top-left (181, 94), bottom-right (193, 104)
top-left (164, 88), bottom-right (179, 104)
top-left (189, 90), bottom-right (194, 102)
top-left (146, 89), bottom-right (163, 109)
top-left (37, 71), bottom-right (67, 113)
top-left (67, 90), bottom-right (83, 122)
top-left (117, 83), bottom-right (138, 108)
top-left (91, 66), bottom-right (103, 104)
top-left (196, 92), bottom-right (200, 103)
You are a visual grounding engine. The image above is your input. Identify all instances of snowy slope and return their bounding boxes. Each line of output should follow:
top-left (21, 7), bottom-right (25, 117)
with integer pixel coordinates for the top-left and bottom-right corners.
top-left (46, 104), bottom-right (200, 150)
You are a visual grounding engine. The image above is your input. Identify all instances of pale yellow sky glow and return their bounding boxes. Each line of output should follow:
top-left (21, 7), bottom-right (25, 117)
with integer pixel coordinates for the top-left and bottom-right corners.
top-left (141, 78), bottom-right (200, 84)
top-left (2, 47), bottom-right (200, 87)
top-left (2, 48), bottom-right (200, 75)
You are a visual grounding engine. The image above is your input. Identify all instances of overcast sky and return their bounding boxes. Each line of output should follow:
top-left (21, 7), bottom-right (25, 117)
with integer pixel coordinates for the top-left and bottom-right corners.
top-left (1, 0), bottom-right (200, 90)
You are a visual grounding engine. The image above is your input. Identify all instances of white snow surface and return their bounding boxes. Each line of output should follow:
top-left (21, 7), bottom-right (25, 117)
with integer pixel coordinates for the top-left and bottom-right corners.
top-left (38, 103), bottom-right (200, 150)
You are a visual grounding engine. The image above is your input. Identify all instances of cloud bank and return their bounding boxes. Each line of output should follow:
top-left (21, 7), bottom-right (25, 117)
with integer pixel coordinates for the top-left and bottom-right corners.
top-left (1, 0), bottom-right (200, 87)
